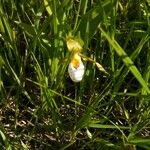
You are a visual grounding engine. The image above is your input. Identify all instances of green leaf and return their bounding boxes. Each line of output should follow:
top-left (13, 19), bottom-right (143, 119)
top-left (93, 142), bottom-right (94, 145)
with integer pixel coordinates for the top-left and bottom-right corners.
top-left (44, 0), bottom-right (52, 16)
top-left (129, 138), bottom-right (150, 145)
top-left (0, 130), bottom-right (6, 141)
top-left (0, 56), bottom-right (4, 66)
top-left (0, 5), bottom-right (13, 42)
top-left (129, 138), bottom-right (150, 149)
top-left (88, 123), bottom-right (130, 130)
top-left (77, 0), bottom-right (112, 40)
top-left (15, 21), bottom-right (36, 37)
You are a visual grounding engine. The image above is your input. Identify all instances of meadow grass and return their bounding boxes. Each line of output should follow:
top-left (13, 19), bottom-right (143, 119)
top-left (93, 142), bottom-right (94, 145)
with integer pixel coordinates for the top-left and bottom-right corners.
top-left (0, 0), bottom-right (150, 149)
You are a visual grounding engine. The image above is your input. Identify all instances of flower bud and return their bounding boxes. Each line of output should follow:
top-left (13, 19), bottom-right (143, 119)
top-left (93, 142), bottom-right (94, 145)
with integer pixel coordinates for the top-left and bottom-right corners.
top-left (66, 38), bottom-right (82, 53)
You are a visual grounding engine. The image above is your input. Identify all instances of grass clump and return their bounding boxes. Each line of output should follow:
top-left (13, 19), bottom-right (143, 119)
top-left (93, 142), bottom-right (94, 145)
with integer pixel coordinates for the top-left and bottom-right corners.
top-left (0, 0), bottom-right (150, 149)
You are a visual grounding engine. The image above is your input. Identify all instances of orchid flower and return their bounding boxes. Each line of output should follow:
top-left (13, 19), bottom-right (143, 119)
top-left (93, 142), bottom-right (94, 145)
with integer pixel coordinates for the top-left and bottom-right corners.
top-left (66, 36), bottom-right (85, 82)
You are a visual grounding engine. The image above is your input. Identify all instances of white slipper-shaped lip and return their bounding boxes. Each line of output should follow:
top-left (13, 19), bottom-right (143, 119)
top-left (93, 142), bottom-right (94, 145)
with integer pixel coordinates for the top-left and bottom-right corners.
top-left (68, 61), bottom-right (85, 82)
top-left (68, 53), bottom-right (85, 82)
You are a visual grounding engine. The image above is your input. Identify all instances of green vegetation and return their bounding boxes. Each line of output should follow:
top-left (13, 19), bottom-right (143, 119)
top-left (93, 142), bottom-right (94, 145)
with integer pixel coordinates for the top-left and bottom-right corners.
top-left (0, 0), bottom-right (150, 149)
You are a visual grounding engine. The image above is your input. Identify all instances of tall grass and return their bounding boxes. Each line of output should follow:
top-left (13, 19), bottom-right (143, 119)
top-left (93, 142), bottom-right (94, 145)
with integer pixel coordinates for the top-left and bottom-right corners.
top-left (0, 0), bottom-right (150, 149)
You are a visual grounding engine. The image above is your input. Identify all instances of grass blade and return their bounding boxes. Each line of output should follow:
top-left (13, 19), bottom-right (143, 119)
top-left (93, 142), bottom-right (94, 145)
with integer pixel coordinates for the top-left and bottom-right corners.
top-left (100, 27), bottom-right (150, 94)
